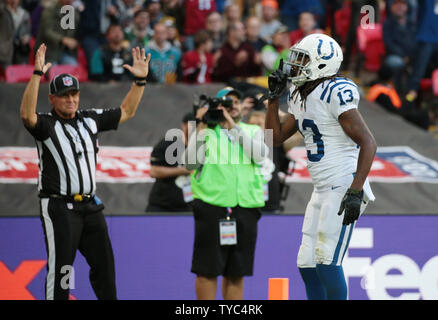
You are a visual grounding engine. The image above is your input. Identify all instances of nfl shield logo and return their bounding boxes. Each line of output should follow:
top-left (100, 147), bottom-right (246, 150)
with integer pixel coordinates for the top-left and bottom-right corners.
top-left (62, 76), bottom-right (73, 86)
top-left (67, 203), bottom-right (73, 210)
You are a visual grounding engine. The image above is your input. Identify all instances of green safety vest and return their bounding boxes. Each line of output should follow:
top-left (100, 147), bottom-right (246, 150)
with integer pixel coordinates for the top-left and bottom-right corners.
top-left (191, 123), bottom-right (265, 208)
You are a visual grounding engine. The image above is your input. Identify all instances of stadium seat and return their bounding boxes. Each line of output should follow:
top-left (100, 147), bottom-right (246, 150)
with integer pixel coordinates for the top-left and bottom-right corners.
top-left (432, 69), bottom-right (438, 96)
top-left (77, 45), bottom-right (88, 70)
top-left (0, 66), bottom-right (4, 82)
top-left (5, 64), bottom-right (39, 83)
top-left (48, 65), bottom-right (88, 82)
top-left (420, 78), bottom-right (432, 93)
top-left (356, 23), bottom-right (385, 72)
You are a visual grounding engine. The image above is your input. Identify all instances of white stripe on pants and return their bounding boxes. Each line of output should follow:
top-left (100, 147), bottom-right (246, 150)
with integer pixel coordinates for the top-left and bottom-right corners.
top-left (40, 198), bottom-right (56, 300)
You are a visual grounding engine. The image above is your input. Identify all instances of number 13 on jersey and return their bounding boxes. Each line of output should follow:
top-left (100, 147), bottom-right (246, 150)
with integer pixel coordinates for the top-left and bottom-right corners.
top-left (296, 119), bottom-right (325, 162)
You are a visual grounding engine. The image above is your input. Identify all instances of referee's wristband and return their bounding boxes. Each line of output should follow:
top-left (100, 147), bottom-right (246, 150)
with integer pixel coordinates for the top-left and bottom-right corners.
top-left (33, 70), bottom-right (44, 76)
top-left (134, 76), bottom-right (147, 86)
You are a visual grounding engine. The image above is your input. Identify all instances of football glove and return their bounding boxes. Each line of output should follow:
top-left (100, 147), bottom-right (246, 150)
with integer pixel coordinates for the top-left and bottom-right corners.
top-left (337, 188), bottom-right (363, 225)
top-left (268, 59), bottom-right (288, 99)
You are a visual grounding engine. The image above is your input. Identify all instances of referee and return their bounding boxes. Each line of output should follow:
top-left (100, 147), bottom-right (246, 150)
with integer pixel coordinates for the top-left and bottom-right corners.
top-left (20, 43), bottom-right (151, 300)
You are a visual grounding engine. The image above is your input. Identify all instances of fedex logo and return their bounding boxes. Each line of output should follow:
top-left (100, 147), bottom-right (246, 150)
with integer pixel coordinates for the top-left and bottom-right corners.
top-left (344, 228), bottom-right (438, 300)
top-left (0, 260), bottom-right (46, 300)
top-left (0, 261), bottom-right (76, 300)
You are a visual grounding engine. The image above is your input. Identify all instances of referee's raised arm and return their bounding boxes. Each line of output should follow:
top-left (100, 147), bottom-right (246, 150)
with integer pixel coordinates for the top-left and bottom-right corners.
top-left (119, 47), bottom-right (151, 124)
top-left (20, 43), bottom-right (52, 129)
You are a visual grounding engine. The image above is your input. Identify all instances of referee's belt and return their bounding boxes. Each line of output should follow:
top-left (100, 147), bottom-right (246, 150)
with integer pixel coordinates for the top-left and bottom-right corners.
top-left (39, 193), bottom-right (94, 202)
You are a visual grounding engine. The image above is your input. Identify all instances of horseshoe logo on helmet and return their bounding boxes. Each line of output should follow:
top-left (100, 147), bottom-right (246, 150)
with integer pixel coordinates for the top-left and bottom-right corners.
top-left (317, 39), bottom-right (335, 60)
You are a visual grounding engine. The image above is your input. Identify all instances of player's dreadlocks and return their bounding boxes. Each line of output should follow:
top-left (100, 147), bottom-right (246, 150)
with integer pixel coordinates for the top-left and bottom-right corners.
top-left (290, 74), bottom-right (342, 110)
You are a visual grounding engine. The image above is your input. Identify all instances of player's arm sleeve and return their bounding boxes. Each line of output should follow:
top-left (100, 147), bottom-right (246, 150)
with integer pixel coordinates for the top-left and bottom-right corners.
top-left (82, 108), bottom-right (122, 132)
top-left (24, 113), bottom-right (50, 141)
top-left (329, 84), bottom-right (360, 118)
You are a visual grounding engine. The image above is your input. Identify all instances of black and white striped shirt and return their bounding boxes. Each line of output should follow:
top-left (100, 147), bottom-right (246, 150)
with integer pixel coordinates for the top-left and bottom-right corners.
top-left (25, 108), bottom-right (121, 196)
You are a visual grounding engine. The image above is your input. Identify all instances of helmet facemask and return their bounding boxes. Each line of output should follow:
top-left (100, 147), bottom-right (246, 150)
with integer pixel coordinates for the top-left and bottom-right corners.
top-left (284, 48), bottom-right (311, 87)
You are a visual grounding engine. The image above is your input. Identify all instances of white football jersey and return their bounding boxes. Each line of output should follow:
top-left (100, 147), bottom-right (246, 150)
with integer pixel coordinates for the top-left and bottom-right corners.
top-left (287, 77), bottom-right (362, 189)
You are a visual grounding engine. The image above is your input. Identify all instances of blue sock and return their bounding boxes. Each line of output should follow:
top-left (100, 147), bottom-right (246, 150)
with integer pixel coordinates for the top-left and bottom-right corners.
top-left (315, 264), bottom-right (347, 300)
top-left (299, 267), bottom-right (327, 300)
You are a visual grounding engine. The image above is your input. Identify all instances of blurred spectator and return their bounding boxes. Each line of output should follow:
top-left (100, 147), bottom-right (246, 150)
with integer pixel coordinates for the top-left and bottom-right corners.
top-left (30, 1), bottom-right (43, 38)
top-left (386, 0), bottom-right (417, 24)
top-left (124, 9), bottom-right (153, 49)
top-left (261, 24), bottom-right (290, 75)
top-left (368, 63), bottom-right (431, 130)
top-left (224, 3), bottom-right (241, 27)
top-left (279, 0), bottom-right (322, 32)
top-left (72, 0), bottom-right (85, 11)
top-left (144, 0), bottom-right (163, 29)
top-left (206, 11), bottom-right (225, 53)
top-left (6, 0), bottom-right (31, 64)
top-left (161, 0), bottom-right (184, 36)
top-left (35, 0), bottom-right (80, 65)
top-left (317, 0), bottom-right (341, 33)
top-left (342, 0), bottom-right (379, 71)
top-left (405, 0), bottom-right (438, 102)
top-left (31, 0), bottom-right (71, 39)
top-left (212, 21), bottom-right (261, 82)
top-left (146, 22), bottom-right (182, 83)
top-left (79, 0), bottom-right (119, 73)
top-left (89, 23), bottom-right (132, 81)
top-left (241, 0), bottom-right (259, 18)
top-left (20, 0), bottom-right (38, 13)
top-left (105, 0), bottom-right (123, 31)
top-left (289, 11), bottom-right (324, 46)
top-left (382, 0), bottom-right (416, 95)
top-left (245, 0), bottom-right (261, 15)
top-left (245, 15), bottom-right (267, 53)
top-left (184, 0), bottom-right (216, 51)
top-left (367, 64), bottom-right (403, 114)
top-left (259, 0), bottom-right (282, 43)
top-left (0, 0), bottom-right (14, 70)
top-left (215, 0), bottom-right (226, 13)
top-left (182, 30), bottom-right (214, 84)
top-left (162, 16), bottom-right (181, 49)
top-left (146, 112), bottom-right (194, 213)
top-left (116, 0), bottom-right (143, 28)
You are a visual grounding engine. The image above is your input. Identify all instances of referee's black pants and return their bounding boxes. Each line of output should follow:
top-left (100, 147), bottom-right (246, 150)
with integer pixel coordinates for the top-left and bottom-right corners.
top-left (39, 197), bottom-right (117, 300)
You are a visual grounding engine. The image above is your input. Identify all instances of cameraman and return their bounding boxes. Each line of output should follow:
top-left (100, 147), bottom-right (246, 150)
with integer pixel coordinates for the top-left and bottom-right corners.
top-left (183, 87), bottom-right (269, 300)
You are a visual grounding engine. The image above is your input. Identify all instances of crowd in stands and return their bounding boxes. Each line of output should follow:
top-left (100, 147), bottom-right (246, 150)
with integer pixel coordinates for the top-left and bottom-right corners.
top-left (365, 0), bottom-right (438, 131)
top-left (0, 0), bottom-right (437, 130)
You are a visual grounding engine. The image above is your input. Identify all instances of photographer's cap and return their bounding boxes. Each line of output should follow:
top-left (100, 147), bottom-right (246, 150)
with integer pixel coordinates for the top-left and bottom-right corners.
top-left (216, 86), bottom-right (242, 100)
top-left (49, 73), bottom-right (80, 96)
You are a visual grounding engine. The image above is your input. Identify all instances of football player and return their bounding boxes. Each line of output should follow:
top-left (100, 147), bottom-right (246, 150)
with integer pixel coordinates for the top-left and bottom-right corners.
top-left (265, 34), bottom-right (377, 300)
